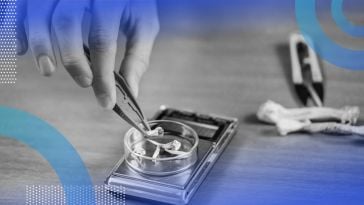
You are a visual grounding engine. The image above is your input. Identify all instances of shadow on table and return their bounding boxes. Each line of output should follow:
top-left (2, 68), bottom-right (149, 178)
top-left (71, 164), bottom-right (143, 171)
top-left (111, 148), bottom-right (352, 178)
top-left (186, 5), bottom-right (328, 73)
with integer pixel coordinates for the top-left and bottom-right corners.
top-left (240, 113), bottom-right (280, 136)
top-left (241, 113), bottom-right (261, 125)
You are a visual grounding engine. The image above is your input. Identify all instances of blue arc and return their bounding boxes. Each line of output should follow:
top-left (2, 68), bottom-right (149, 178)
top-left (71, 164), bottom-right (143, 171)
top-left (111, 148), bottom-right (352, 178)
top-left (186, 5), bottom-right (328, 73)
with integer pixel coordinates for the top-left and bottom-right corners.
top-left (0, 106), bottom-right (95, 205)
top-left (332, 0), bottom-right (364, 37)
top-left (295, 0), bottom-right (364, 70)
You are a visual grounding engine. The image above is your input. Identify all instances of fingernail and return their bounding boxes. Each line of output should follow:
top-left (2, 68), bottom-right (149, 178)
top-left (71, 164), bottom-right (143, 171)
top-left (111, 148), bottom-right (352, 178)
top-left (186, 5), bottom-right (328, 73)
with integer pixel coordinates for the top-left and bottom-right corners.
top-left (74, 76), bottom-right (92, 87)
top-left (97, 94), bottom-right (114, 109)
top-left (37, 55), bottom-right (55, 76)
top-left (132, 86), bottom-right (139, 98)
top-left (127, 76), bottom-right (139, 98)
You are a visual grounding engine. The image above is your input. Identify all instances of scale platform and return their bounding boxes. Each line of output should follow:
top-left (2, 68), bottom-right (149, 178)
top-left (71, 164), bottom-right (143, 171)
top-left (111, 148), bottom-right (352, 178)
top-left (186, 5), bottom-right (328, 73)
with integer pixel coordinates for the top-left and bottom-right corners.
top-left (105, 106), bottom-right (238, 204)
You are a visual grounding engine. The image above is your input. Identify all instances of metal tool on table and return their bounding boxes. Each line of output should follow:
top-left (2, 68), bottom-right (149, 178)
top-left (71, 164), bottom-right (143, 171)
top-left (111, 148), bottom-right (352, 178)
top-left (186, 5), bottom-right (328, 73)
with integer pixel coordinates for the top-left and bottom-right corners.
top-left (289, 33), bottom-right (324, 107)
top-left (83, 45), bottom-right (151, 136)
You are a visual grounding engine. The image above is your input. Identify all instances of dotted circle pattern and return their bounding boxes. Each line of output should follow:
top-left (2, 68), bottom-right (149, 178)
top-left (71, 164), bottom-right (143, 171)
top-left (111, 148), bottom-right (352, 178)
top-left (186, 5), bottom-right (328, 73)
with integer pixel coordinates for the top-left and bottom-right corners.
top-left (0, 0), bottom-right (16, 84)
top-left (26, 185), bottom-right (126, 205)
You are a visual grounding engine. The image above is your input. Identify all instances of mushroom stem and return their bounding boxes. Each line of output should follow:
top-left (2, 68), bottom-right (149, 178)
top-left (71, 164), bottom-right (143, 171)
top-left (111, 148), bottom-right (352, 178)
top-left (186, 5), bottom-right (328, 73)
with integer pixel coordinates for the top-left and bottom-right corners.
top-left (276, 119), bottom-right (364, 136)
top-left (257, 100), bottom-right (360, 124)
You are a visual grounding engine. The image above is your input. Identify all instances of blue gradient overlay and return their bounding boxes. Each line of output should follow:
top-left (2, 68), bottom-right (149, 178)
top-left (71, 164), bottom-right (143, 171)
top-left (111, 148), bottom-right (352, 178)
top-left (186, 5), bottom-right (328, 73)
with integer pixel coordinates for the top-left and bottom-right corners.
top-left (17, 0), bottom-right (296, 34)
top-left (4, 0), bottom-right (364, 204)
top-left (16, 0), bottom-right (364, 71)
top-left (0, 106), bottom-right (95, 205)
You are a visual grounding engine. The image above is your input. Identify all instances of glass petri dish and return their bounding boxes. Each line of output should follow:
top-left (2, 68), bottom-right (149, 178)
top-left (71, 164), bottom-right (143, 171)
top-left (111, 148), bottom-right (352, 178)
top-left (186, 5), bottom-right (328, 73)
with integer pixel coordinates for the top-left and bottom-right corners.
top-left (124, 120), bottom-right (199, 176)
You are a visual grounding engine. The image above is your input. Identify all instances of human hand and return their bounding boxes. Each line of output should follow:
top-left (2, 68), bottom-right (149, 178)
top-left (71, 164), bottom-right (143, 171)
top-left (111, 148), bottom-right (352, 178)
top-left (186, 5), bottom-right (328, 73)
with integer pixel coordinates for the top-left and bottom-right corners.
top-left (17, 0), bottom-right (159, 108)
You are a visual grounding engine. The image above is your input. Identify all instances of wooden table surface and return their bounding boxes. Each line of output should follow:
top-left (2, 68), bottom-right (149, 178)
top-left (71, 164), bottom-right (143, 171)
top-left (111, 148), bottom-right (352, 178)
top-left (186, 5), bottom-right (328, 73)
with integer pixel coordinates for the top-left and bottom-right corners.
top-left (1, 15), bottom-right (364, 204)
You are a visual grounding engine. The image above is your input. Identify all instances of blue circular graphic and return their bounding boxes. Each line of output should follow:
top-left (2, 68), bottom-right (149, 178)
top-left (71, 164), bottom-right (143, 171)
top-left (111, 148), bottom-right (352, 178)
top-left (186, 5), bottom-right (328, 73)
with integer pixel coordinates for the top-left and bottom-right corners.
top-left (0, 106), bottom-right (95, 205)
top-left (295, 0), bottom-right (364, 70)
top-left (332, 0), bottom-right (364, 37)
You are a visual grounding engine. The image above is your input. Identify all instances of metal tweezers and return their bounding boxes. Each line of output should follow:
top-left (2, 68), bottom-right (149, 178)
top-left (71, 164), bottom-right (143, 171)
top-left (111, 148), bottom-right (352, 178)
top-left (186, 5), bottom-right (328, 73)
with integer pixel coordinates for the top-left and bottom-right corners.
top-left (289, 33), bottom-right (325, 107)
top-left (83, 45), bottom-right (151, 136)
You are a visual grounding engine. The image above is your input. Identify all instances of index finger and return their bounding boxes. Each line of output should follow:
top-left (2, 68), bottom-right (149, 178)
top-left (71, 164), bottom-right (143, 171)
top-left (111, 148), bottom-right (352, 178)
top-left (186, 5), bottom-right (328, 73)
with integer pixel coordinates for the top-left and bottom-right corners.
top-left (119, 0), bottom-right (159, 97)
top-left (88, 0), bottom-right (126, 109)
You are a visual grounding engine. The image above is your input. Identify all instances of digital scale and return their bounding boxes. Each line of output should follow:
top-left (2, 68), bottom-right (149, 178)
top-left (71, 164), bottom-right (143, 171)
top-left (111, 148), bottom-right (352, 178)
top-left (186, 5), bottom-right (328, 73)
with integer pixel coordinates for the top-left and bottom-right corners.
top-left (105, 106), bottom-right (238, 204)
